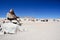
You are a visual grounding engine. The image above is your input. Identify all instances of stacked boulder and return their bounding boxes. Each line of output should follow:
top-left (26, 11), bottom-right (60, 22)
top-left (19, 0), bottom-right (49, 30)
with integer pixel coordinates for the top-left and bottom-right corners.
top-left (0, 9), bottom-right (24, 35)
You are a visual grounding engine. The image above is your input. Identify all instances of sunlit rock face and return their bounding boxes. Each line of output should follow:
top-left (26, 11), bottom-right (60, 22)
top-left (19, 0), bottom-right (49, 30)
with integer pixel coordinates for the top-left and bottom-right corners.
top-left (6, 9), bottom-right (18, 19)
top-left (0, 22), bottom-right (25, 34)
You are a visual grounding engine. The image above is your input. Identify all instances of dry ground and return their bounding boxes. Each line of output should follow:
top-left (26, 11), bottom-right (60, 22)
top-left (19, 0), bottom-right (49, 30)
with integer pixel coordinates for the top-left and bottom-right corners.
top-left (0, 21), bottom-right (60, 40)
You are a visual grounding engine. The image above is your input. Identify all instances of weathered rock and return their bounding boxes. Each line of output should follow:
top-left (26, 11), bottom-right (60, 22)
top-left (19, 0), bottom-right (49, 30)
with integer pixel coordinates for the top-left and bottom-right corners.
top-left (1, 22), bottom-right (25, 34)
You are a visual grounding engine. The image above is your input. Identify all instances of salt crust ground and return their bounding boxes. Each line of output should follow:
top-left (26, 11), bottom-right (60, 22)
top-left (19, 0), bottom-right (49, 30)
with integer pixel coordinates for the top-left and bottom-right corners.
top-left (0, 22), bottom-right (60, 40)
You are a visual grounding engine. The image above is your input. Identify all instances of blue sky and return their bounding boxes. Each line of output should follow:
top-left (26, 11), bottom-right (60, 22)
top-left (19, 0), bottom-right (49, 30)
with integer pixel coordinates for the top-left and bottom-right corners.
top-left (0, 0), bottom-right (60, 18)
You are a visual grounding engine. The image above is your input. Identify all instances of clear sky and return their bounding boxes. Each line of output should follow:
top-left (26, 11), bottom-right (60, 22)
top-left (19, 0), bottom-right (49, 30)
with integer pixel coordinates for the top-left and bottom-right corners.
top-left (0, 0), bottom-right (60, 18)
